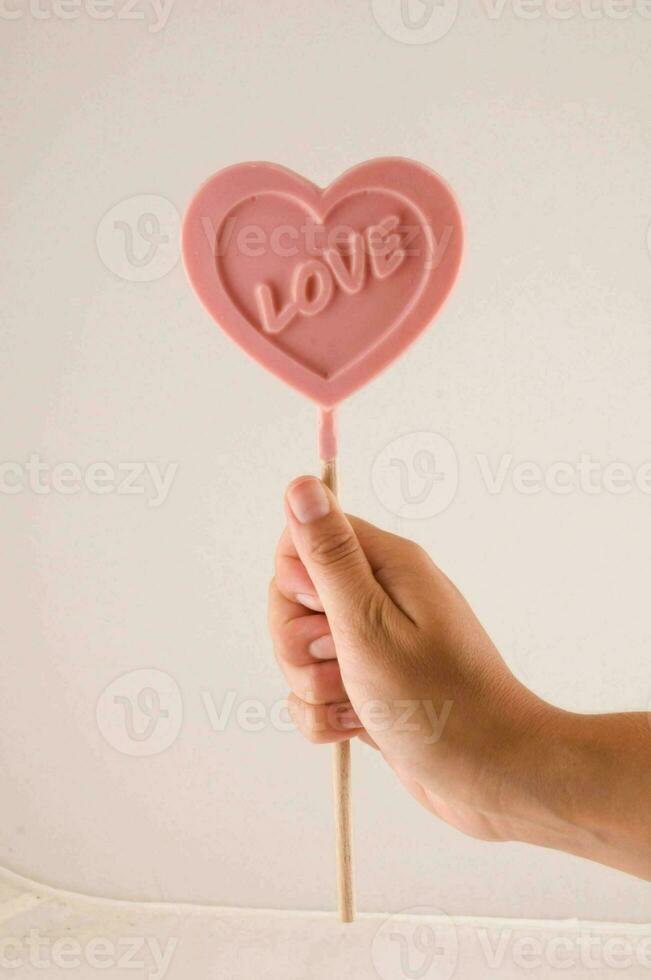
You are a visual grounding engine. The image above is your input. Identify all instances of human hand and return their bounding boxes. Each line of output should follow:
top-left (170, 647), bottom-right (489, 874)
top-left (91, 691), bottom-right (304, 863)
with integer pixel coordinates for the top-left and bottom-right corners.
top-left (269, 476), bottom-right (651, 879)
top-left (268, 475), bottom-right (551, 844)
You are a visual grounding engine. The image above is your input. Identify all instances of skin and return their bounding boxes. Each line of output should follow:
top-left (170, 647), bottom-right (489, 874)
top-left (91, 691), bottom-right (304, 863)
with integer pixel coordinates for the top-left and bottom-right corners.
top-left (268, 475), bottom-right (651, 881)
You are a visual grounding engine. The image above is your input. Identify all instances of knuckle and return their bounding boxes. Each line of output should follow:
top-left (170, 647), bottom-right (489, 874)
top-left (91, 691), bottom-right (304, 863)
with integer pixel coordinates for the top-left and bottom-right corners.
top-left (288, 695), bottom-right (344, 744)
top-left (309, 729), bottom-right (333, 745)
top-left (278, 616), bottom-right (311, 660)
top-left (298, 663), bottom-right (327, 705)
top-left (309, 525), bottom-right (359, 569)
top-left (363, 587), bottom-right (389, 635)
top-left (410, 540), bottom-right (429, 562)
top-left (267, 578), bottom-right (281, 630)
top-left (300, 703), bottom-right (330, 743)
top-left (343, 586), bottom-right (389, 645)
top-left (277, 615), bottom-right (300, 650)
top-left (304, 727), bottom-right (328, 745)
top-left (271, 635), bottom-right (289, 673)
top-left (288, 695), bottom-right (308, 738)
top-left (302, 713), bottom-right (325, 743)
top-left (403, 538), bottom-right (430, 568)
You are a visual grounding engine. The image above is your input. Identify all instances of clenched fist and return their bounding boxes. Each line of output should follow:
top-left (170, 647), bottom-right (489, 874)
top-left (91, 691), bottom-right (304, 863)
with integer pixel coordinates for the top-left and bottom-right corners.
top-left (268, 476), bottom-right (651, 880)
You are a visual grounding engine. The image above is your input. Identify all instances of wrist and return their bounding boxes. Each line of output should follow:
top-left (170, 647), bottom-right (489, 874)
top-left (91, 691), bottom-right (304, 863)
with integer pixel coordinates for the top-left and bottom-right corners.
top-left (501, 703), bottom-right (651, 877)
top-left (494, 698), bottom-right (600, 855)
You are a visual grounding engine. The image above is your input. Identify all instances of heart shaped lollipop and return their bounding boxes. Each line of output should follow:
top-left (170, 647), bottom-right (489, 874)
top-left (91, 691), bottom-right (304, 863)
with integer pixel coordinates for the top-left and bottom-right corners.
top-left (183, 158), bottom-right (462, 414)
top-left (182, 158), bottom-right (463, 921)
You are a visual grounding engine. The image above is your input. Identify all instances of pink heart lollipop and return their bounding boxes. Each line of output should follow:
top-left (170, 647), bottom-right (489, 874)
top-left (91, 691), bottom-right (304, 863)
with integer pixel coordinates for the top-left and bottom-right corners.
top-left (182, 158), bottom-right (463, 920)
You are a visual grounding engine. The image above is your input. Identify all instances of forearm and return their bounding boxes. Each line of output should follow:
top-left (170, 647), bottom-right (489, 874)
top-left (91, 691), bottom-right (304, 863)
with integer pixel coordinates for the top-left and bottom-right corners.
top-left (511, 707), bottom-right (651, 879)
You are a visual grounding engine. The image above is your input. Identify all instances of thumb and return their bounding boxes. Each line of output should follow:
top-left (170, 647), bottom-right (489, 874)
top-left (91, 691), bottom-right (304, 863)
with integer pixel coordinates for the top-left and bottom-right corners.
top-left (285, 476), bottom-right (385, 638)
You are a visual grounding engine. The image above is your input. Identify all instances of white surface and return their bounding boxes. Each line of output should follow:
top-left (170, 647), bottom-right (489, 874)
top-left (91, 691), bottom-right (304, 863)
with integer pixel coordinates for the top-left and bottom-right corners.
top-left (1, 0), bottom-right (651, 922)
top-left (2, 868), bottom-right (651, 980)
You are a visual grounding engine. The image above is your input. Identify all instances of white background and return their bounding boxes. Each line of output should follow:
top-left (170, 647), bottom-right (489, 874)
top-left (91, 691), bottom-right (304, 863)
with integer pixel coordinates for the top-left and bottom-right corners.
top-left (1, 0), bottom-right (651, 926)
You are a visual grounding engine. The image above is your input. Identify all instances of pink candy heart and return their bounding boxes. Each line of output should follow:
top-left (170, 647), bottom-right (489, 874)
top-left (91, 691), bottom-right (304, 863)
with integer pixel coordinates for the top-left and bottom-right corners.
top-left (182, 158), bottom-right (463, 408)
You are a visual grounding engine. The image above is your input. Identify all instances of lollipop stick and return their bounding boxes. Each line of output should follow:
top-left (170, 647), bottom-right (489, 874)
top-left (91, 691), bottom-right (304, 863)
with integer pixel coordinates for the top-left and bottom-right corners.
top-left (332, 733), bottom-right (355, 922)
top-left (319, 410), bottom-right (355, 923)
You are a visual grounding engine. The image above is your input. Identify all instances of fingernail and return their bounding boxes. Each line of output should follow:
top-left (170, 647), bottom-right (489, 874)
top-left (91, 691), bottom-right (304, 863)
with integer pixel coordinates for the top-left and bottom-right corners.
top-left (288, 478), bottom-right (330, 524)
top-left (296, 593), bottom-right (325, 612)
top-left (338, 707), bottom-right (362, 730)
top-left (309, 634), bottom-right (336, 660)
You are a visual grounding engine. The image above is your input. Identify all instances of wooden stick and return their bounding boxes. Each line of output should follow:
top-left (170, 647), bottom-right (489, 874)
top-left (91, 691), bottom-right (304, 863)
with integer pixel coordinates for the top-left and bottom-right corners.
top-left (321, 457), bottom-right (355, 923)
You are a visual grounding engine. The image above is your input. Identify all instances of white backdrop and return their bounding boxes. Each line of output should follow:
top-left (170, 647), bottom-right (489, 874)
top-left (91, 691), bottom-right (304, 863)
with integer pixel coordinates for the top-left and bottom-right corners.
top-left (1, 0), bottom-right (650, 923)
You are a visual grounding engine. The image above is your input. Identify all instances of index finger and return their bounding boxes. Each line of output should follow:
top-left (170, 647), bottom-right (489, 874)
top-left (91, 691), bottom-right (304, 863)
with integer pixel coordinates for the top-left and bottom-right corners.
top-left (275, 525), bottom-right (321, 610)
